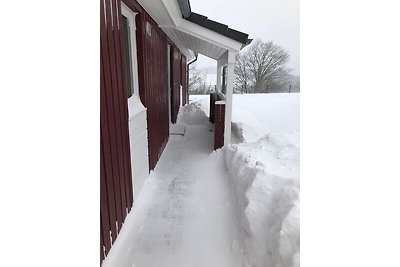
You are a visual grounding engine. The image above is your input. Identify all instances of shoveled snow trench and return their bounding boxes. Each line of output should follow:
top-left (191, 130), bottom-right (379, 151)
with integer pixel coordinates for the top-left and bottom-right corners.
top-left (102, 110), bottom-right (245, 267)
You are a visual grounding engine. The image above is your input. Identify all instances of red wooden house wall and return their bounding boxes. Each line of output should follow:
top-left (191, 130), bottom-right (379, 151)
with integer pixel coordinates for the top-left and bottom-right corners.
top-left (170, 46), bottom-right (181, 123)
top-left (130, 1), bottom-right (170, 170)
top-left (123, 0), bottom-right (187, 169)
top-left (100, 0), bottom-right (134, 262)
top-left (101, 0), bottom-right (188, 263)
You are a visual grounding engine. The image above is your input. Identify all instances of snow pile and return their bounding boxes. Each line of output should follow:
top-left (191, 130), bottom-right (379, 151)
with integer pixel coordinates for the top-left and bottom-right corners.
top-left (177, 100), bottom-right (209, 125)
top-left (190, 93), bottom-right (300, 267)
top-left (225, 132), bottom-right (299, 267)
top-left (189, 95), bottom-right (209, 115)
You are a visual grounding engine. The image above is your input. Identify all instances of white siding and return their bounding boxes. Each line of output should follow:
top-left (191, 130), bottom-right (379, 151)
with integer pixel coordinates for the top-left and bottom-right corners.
top-left (128, 95), bottom-right (149, 199)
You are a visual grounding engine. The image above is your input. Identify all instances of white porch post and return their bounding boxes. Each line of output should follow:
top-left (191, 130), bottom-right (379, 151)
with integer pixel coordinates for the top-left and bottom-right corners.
top-left (216, 60), bottom-right (222, 92)
top-left (224, 50), bottom-right (235, 147)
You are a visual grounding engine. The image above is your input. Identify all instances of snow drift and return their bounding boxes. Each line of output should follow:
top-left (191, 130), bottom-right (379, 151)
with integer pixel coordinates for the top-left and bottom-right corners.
top-left (225, 132), bottom-right (299, 267)
top-left (177, 100), bottom-right (209, 125)
top-left (192, 93), bottom-right (300, 267)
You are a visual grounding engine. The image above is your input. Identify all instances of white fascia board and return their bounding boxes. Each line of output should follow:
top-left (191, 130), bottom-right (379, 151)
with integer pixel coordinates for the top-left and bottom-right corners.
top-left (135, 0), bottom-right (172, 26)
top-left (176, 20), bottom-right (243, 52)
top-left (161, 0), bottom-right (183, 24)
top-left (136, 0), bottom-right (240, 59)
top-left (160, 0), bottom-right (243, 53)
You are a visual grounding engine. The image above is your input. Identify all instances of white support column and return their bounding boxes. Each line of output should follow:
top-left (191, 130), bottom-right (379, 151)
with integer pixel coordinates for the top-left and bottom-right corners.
top-left (224, 50), bottom-right (235, 147)
top-left (216, 60), bottom-right (222, 92)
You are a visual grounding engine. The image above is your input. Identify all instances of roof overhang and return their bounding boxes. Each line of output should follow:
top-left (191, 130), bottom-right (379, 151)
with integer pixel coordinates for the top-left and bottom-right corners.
top-left (136, 0), bottom-right (251, 61)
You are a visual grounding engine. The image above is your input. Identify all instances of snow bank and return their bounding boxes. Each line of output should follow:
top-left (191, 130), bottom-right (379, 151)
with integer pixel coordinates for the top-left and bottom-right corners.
top-left (225, 132), bottom-right (300, 267)
top-left (189, 95), bottom-right (209, 115)
top-left (190, 93), bottom-right (300, 267)
top-left (177, 100), bottom-right (209, 125)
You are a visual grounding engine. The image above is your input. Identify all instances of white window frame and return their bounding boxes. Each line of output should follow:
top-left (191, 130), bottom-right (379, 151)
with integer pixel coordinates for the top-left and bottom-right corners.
top-left (121, 2), bottom-right (140, 98)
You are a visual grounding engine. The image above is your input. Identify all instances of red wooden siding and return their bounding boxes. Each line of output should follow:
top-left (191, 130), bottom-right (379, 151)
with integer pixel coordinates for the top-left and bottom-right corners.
top-left (181, 55), bottom-right (188, 106)
top-left (123, 0), bottom-right (185, 170)
top-left (101, 0), bottom-right (188, 262)
top-left (170, 46), bottom-right (181, 123)
top-left (128, 1), bottom-right (170, 170)
top-left (209, 92), bottom-right (217, 123)
top-left (214, 102), bottom-right (225, 150)
top-left (100, 0), bottom-right (134, 263)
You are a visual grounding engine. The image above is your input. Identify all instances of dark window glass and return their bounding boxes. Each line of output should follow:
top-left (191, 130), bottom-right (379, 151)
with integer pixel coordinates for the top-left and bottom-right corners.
top-left (122, 16), bottom-right (134, 98)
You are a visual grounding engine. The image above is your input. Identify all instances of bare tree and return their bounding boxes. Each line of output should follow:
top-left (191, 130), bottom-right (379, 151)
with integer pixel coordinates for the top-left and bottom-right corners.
top-left (188, 63), bottom-right (212, 95)
top-left (234, 39), bottom-right (292, 93)
top-left (234, 52), bottom-right (253, 93)
top-left (188, 63), bottom-right (204, 90)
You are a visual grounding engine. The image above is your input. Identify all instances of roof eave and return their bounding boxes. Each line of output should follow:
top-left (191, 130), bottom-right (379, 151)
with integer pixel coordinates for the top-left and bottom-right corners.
top-left (177, 1), bottom-right (251, 47)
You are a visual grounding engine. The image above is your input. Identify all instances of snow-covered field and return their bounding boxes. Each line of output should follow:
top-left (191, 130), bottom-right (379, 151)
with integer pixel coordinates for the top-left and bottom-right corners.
top-left (191, 93), bottom-right (300, 267)
top-left (190, 93), bottom-right (299, 143)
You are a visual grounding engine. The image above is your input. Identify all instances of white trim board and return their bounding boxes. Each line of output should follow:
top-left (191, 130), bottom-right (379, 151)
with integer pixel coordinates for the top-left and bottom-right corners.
top-left (136, 0), bottom-right (243, 60)
top-left (121, 2), bottom-right (140, 97)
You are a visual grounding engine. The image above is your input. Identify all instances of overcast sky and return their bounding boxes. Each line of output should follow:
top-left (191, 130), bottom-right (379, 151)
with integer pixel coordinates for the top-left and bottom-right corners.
top-left (190, 0), bottom-right (300, 76)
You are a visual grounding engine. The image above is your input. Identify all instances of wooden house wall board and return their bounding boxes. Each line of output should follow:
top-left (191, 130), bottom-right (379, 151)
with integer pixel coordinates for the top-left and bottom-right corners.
top-left (131, 1), bottom-right (170, 170)
top-left (170, 45), bottom-right (181, 123)
top-left (101, 0), bottom-right (192, 263)
top-left (100, 0), bottom-right (134, 262)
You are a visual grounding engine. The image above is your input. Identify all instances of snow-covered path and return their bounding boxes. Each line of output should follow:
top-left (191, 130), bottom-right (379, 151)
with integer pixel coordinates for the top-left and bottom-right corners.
top-left (102, 115), bottom-right (244, 267)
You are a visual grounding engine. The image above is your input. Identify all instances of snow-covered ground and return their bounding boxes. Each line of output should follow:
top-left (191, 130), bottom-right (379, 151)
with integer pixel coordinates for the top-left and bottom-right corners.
top-left (190, 93), bottom-right (299, 143)
top-left (103, 93), bottom-right (299, 267)
top-left (102, 107), bottom-right (245, 267)
top-left (191, 93), bottom-right (300, 267)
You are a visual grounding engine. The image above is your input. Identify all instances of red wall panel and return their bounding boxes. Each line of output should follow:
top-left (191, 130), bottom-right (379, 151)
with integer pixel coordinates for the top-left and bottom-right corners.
top-left (101, 0), bottom-right (188, 263)
top-left (214, 102), bottom-right (225, 150)
top-left (170, 46), bottom-right (181, 123)
top-left (122, 0), bottom-right (186, 170)
top-left (134, 7), bottom-right (170, 170)
top-left (100, 0), bottom-right (134, 263)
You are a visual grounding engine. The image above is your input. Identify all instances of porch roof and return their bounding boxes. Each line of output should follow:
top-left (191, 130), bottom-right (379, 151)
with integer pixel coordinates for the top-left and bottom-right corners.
top-left (136, 0), bottom-right (251, 61)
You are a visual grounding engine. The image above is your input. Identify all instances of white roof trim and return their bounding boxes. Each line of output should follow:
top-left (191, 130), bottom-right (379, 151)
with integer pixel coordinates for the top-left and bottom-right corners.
top-left (136, 0), bottom-right (242, 60)
top-left (161, 0), bottom-right (243, 52)
top-left (160, 20), bottom-right (242, 52)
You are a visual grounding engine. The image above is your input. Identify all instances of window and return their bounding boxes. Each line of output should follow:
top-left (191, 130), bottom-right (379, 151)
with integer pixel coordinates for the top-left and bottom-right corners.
top-left (121, 3), bottom-right (139, 99)
top-left (122, 15), bottom-right (134, 98)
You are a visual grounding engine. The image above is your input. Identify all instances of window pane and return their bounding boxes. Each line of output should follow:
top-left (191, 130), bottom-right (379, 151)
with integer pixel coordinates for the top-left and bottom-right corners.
top-left (122, 16), bottom-right (134, 98)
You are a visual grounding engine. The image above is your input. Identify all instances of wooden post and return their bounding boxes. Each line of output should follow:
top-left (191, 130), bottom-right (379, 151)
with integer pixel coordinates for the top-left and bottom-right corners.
top-left (209, 92), bottom-right (217, 123)
top-left (214, 101), bottom-right (225, 150)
